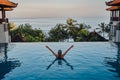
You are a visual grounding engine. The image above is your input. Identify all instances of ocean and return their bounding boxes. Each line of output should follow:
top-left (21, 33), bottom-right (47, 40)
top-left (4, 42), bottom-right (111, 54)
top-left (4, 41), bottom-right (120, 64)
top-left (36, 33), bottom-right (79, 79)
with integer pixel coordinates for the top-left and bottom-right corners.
top-left (9, 17), bottom-right (109, 33)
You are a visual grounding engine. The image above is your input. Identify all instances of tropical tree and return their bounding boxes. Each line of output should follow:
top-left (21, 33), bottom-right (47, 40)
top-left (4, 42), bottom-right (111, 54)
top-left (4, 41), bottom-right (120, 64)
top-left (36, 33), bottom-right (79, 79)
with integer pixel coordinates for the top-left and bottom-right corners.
top-left (98, 22), bottom-right (106, 37)
top-left (105, 24), bottom-right (111, 33)
top-left (9, 22), bottom-right (16, 31)
top-left (48, 24), bottom-right (68, 42)
top-left (77, 29), bottom-right (89, 41)
top-left (66, 20), bottom-right (91, 41)
top-left (98, 22), bottom-right (110, 38)
top-left (48, 18), bottom-right (91, 42)
top-left (65, 18), bottom-right (79, 41)
top-left (11, 24), bottom-right (44, 42)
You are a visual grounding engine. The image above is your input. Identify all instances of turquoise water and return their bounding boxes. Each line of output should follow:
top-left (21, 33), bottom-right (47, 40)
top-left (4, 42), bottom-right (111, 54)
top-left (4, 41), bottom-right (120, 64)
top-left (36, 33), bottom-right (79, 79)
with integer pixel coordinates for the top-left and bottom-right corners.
top-left (0, 42), bottom-right (120, 80)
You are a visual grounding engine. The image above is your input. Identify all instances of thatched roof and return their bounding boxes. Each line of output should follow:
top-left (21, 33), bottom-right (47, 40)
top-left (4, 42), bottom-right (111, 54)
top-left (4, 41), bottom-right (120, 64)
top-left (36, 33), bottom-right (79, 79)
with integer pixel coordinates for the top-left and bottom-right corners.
top-left (88, 31), bottom-right (108, 41)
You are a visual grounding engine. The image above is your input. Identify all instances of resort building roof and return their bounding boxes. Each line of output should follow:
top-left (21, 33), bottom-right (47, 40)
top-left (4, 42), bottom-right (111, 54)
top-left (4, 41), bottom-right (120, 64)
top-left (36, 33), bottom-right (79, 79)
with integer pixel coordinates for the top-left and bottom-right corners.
top-left (0, 0), bottom-right (18, 22)
top-left (0, 8), bottom-right (13, 11)
top-left (0, 0), bottom-right (17, 8)
top-left (106, 0), bottom-right (120, 6)
top-left (106, 6), bottom-right (120, 11)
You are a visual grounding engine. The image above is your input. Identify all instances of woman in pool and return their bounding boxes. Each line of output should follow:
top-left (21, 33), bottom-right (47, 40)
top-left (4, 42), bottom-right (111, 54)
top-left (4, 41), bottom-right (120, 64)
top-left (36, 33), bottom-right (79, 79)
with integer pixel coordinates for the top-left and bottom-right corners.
top-left (46, 45), bottom-right (74, 59)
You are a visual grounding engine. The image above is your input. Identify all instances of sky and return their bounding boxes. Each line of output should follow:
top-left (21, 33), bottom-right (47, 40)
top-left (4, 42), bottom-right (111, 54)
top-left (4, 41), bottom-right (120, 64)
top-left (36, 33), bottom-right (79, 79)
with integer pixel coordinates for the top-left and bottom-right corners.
top-left (6, 0), bottom-right (110, 18)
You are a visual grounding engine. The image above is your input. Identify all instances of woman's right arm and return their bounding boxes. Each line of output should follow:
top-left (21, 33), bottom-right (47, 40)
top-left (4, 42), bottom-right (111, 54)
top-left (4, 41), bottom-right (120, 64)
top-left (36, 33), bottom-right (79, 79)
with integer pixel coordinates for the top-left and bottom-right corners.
top-left (46, 46), bottom-right (58, 58)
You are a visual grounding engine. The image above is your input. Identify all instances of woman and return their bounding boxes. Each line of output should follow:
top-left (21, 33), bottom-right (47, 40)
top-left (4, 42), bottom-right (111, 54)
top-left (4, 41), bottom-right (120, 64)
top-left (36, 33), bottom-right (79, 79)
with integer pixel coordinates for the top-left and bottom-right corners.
top-left (46, 45), bottom-right (74, 59)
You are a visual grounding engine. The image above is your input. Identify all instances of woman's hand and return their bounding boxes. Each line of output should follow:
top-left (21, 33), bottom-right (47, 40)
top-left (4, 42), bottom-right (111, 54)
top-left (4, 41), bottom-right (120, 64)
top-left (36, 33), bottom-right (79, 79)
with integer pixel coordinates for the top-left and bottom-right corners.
top-left (46, 46), bottom-right (49, 48)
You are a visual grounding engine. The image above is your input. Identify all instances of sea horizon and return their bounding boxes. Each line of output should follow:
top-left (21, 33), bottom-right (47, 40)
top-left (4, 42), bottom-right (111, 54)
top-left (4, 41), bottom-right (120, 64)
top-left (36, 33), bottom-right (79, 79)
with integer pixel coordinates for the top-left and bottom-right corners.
top-left (9, 17), bottom-right (110, 33)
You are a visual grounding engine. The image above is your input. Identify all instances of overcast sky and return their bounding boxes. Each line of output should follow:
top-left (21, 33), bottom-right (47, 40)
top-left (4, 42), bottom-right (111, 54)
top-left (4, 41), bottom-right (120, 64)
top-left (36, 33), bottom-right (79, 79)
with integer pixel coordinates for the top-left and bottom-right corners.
top-left (6, 0), bottom-right (110, 18)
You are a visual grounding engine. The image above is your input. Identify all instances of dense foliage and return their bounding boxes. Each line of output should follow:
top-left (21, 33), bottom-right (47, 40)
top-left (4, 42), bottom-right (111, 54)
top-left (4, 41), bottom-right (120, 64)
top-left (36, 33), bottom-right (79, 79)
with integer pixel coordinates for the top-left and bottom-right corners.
top-left (11, 24), bottom-right (44, 42)
top-left (10, 19), bottom-right (109, 42)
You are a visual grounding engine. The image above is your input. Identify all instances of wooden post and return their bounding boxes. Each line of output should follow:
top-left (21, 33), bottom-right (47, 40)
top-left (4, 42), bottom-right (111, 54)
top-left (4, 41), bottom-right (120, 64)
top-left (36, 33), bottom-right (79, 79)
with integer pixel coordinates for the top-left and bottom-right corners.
top-left (1, 7), bottom-right (6, 22)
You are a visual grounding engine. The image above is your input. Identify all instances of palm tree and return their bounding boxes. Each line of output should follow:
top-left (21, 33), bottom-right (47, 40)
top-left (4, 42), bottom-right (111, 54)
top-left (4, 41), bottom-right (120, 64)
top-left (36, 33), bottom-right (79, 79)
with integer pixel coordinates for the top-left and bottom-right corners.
top-left (77, 29), bottom-right (89, 41)
top-left (48, 18), bottom-right (92, 42)
top-left (9, 22), bottom-right (16, 31)
top-left (105, 24), bottom-right (110, 33)
top-left (98, 22), bottom-right (106, 37)
top-left (67, 18), bottom-right (77, 25)
top-left (66, 18), bottom-right (78, 41)
top-left (48, 24), bottom-right (68, 42)
top-left (64, 18), bottom-right (91, 41)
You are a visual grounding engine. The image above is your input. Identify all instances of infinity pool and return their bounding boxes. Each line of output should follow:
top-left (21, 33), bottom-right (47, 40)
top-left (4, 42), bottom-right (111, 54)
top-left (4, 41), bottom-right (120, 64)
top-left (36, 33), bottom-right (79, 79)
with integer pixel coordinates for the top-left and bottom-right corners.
top-left (0, 42), bottom-right (120, 80)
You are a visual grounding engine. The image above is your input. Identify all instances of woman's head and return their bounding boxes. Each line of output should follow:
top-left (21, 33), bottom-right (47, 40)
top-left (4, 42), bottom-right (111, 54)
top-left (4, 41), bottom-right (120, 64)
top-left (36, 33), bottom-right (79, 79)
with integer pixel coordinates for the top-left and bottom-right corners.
top-left (58, 49), bottom-right (62, 56)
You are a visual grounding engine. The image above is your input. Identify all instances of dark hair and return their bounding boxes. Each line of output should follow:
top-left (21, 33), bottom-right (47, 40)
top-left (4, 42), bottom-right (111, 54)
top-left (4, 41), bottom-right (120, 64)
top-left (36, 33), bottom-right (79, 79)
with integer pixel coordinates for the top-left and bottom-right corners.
top-left (58, 49), bottom-right (62, 56)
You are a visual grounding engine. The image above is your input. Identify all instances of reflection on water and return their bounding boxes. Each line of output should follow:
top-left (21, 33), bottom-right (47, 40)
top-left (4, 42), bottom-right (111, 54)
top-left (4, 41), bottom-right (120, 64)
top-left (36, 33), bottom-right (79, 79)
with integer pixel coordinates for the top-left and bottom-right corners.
top-left (104, 44), bottom-right (120, 77)
top-left (47, 58), bottom-right (73, 70)
top-left (0, 43), bottom-right (21, 80)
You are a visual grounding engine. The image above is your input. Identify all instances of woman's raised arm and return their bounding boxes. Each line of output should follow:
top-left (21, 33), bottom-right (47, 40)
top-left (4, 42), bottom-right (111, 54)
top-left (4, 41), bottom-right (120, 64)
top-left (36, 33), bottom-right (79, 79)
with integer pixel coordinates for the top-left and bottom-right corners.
top-left (46, 46), bottom-right (58, 58)
top-left (62, 45), bottom-right (74, 58)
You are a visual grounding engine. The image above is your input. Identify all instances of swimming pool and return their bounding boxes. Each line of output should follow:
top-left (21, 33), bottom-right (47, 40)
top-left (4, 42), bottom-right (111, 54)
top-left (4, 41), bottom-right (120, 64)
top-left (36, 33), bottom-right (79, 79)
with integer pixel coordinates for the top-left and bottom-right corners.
top-left (0, 42), bottom-right (120, 80)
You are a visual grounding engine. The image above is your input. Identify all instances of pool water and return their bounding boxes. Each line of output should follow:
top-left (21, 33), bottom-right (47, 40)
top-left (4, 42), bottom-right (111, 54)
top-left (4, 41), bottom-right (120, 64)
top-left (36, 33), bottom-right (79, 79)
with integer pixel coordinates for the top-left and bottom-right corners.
top-left (0, 42), bottom-right (120, 80)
